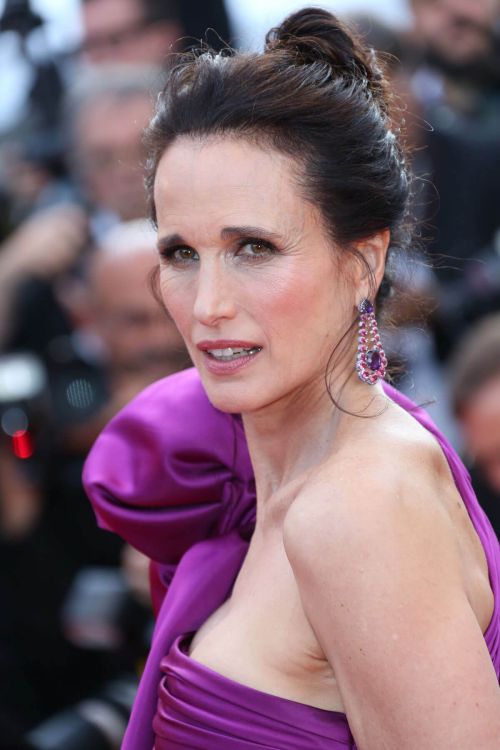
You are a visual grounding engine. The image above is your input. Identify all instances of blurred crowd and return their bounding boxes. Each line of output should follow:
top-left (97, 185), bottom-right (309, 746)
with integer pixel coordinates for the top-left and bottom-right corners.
top-left (0, 0), bottom-right (499, 748)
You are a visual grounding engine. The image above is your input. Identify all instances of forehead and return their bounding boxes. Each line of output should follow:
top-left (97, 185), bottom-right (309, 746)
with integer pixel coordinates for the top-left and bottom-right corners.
top-left (153, 137), bottom-right (321, 238)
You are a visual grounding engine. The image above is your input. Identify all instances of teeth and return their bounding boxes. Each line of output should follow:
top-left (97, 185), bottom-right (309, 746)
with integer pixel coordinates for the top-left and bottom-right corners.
top-left (207, 346), bottom-right (261, 361)
top-left (210, 348), bottom-right (241, 357)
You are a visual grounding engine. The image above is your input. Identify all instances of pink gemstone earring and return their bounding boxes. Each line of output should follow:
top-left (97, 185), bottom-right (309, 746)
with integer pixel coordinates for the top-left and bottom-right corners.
top-left (356, 299), bottom-right (387, 385)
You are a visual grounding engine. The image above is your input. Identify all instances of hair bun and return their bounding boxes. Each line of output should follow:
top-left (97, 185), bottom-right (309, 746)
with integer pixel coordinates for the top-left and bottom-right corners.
top-left (265, 7), bottom-right (387, 112)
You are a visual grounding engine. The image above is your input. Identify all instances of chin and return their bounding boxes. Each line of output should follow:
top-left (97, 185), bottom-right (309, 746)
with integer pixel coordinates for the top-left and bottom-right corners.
top-left (198, 374), bottom-right (265, 415)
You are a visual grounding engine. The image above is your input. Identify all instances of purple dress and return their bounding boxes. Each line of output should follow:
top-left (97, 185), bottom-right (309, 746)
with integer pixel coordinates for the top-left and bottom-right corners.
top-left (83, 367), bottom-right (500, 750)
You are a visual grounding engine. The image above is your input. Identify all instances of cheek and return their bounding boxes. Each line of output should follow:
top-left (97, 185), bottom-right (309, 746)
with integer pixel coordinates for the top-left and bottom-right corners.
top-left (270, 260), bottom-right (343, 314)
top-left (159, 272), bottom-right (194, 335)
top-left (254, 263), bottom-right (347, 348)
top-left (231, 266), bottom-right (309, 340)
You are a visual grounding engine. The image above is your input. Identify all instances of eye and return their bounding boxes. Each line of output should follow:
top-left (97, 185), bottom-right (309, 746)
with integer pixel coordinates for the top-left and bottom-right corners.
top-left (161, 246), bottom-right (199, 264)
top-left (236, 239), bottom-right (276, 259)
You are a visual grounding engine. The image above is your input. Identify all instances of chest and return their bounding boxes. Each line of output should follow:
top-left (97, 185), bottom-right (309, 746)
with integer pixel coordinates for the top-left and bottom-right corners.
top-left (188, 525), bottom-right (346, 711)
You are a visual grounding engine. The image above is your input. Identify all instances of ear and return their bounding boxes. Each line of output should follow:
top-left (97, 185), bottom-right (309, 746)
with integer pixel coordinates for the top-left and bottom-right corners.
top-left (352, 229), bottom-right (390, 303)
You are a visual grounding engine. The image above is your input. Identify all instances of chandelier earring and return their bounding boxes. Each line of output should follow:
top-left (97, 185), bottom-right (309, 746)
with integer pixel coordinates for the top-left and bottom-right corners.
top-left (356, 299), bottom-right (387, 385)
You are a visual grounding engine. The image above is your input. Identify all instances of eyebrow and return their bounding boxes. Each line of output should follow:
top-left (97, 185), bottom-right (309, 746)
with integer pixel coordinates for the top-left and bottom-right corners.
top-left (157, 233), bottom-right (184, 252)
top-left (220, 226), bottom-right (281, 242)
top-left (157, 225), bottom-right (281, 251)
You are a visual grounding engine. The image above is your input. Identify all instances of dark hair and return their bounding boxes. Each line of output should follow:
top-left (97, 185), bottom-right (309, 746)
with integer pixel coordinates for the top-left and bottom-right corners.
top-left (145, 8), bottom-right (412, 305)
top-left (450, 314), bottom-right (500, 416)
top-left (145, 7), bottom-right (414, 403)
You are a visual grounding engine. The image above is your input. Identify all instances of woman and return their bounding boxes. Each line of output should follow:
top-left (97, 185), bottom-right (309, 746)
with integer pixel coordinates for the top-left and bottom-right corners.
top-left (84, 8), bottom-right (500, 749)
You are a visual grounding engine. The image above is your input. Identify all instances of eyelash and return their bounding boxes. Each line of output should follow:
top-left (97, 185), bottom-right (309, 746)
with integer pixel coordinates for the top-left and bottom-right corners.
top-left (236, 238), bottom-right (276, 259)
top-left (160, 246), bottom-right (197, 264)
top-left (160, 238), bottom-right (277, 265)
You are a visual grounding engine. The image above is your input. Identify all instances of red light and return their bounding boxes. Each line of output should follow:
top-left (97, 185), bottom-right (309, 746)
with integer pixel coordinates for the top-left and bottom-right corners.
top-left (12, 430), bottom-right (34, 459)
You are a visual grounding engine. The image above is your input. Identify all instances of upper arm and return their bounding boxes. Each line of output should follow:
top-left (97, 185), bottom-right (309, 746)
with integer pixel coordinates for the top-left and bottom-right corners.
top-left (283, 462), bottom-right (500, 750)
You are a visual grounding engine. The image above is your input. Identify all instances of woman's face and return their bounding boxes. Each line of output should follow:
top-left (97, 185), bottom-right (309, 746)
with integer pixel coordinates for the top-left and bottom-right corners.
top-left (154, 137), bottom-right (355, 414)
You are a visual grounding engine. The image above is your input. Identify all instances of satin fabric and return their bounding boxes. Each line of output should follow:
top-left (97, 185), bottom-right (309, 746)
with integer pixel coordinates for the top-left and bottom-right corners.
top-left (154, 634), bottom-right (355, 748)
top-left (83, 367), bottom-right (500, 750)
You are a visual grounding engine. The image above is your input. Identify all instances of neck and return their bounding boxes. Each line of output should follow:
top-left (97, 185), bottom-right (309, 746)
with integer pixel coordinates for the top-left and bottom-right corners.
top-left (242, 373), bottom-right (385, 505)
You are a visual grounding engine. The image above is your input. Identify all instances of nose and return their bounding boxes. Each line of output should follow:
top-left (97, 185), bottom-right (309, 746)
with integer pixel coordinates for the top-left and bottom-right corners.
top-left (193, 259), bottom-right (237, 326)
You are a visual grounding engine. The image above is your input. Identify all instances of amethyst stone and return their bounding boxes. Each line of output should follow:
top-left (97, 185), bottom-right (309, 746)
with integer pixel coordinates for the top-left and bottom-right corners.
top-left (367, 349), bottom-right (381, 370)
top-left (359, 299), bottom-right (374, 315)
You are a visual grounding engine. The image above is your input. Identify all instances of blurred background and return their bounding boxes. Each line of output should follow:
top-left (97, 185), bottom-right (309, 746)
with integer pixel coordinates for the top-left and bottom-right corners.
top-left (0, 0), bottom-right (499, 748)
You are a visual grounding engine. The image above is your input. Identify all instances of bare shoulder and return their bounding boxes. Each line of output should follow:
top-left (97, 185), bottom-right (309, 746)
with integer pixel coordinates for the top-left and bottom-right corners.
top-left (283, 402), bottom-right (500, 749)
top-left (284, 400), bottom-right (456, 561)
top-left (283, 408), bottom-right (463, 621)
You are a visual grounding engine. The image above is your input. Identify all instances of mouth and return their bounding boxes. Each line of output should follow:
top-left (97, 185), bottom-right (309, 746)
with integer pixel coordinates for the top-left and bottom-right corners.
top-left (206, 346), bottom-right (262, 362)
top-left (196, 340), bottom-right (263, 370)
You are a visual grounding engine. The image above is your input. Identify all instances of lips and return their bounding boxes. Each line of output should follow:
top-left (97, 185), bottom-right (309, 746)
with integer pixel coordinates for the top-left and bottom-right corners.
top-left (207, 346), bottom-right (261, 362)
top-left (196, 340), bottom-right (263, 373)
top-left (197, 340), bottom-right (262, 359)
